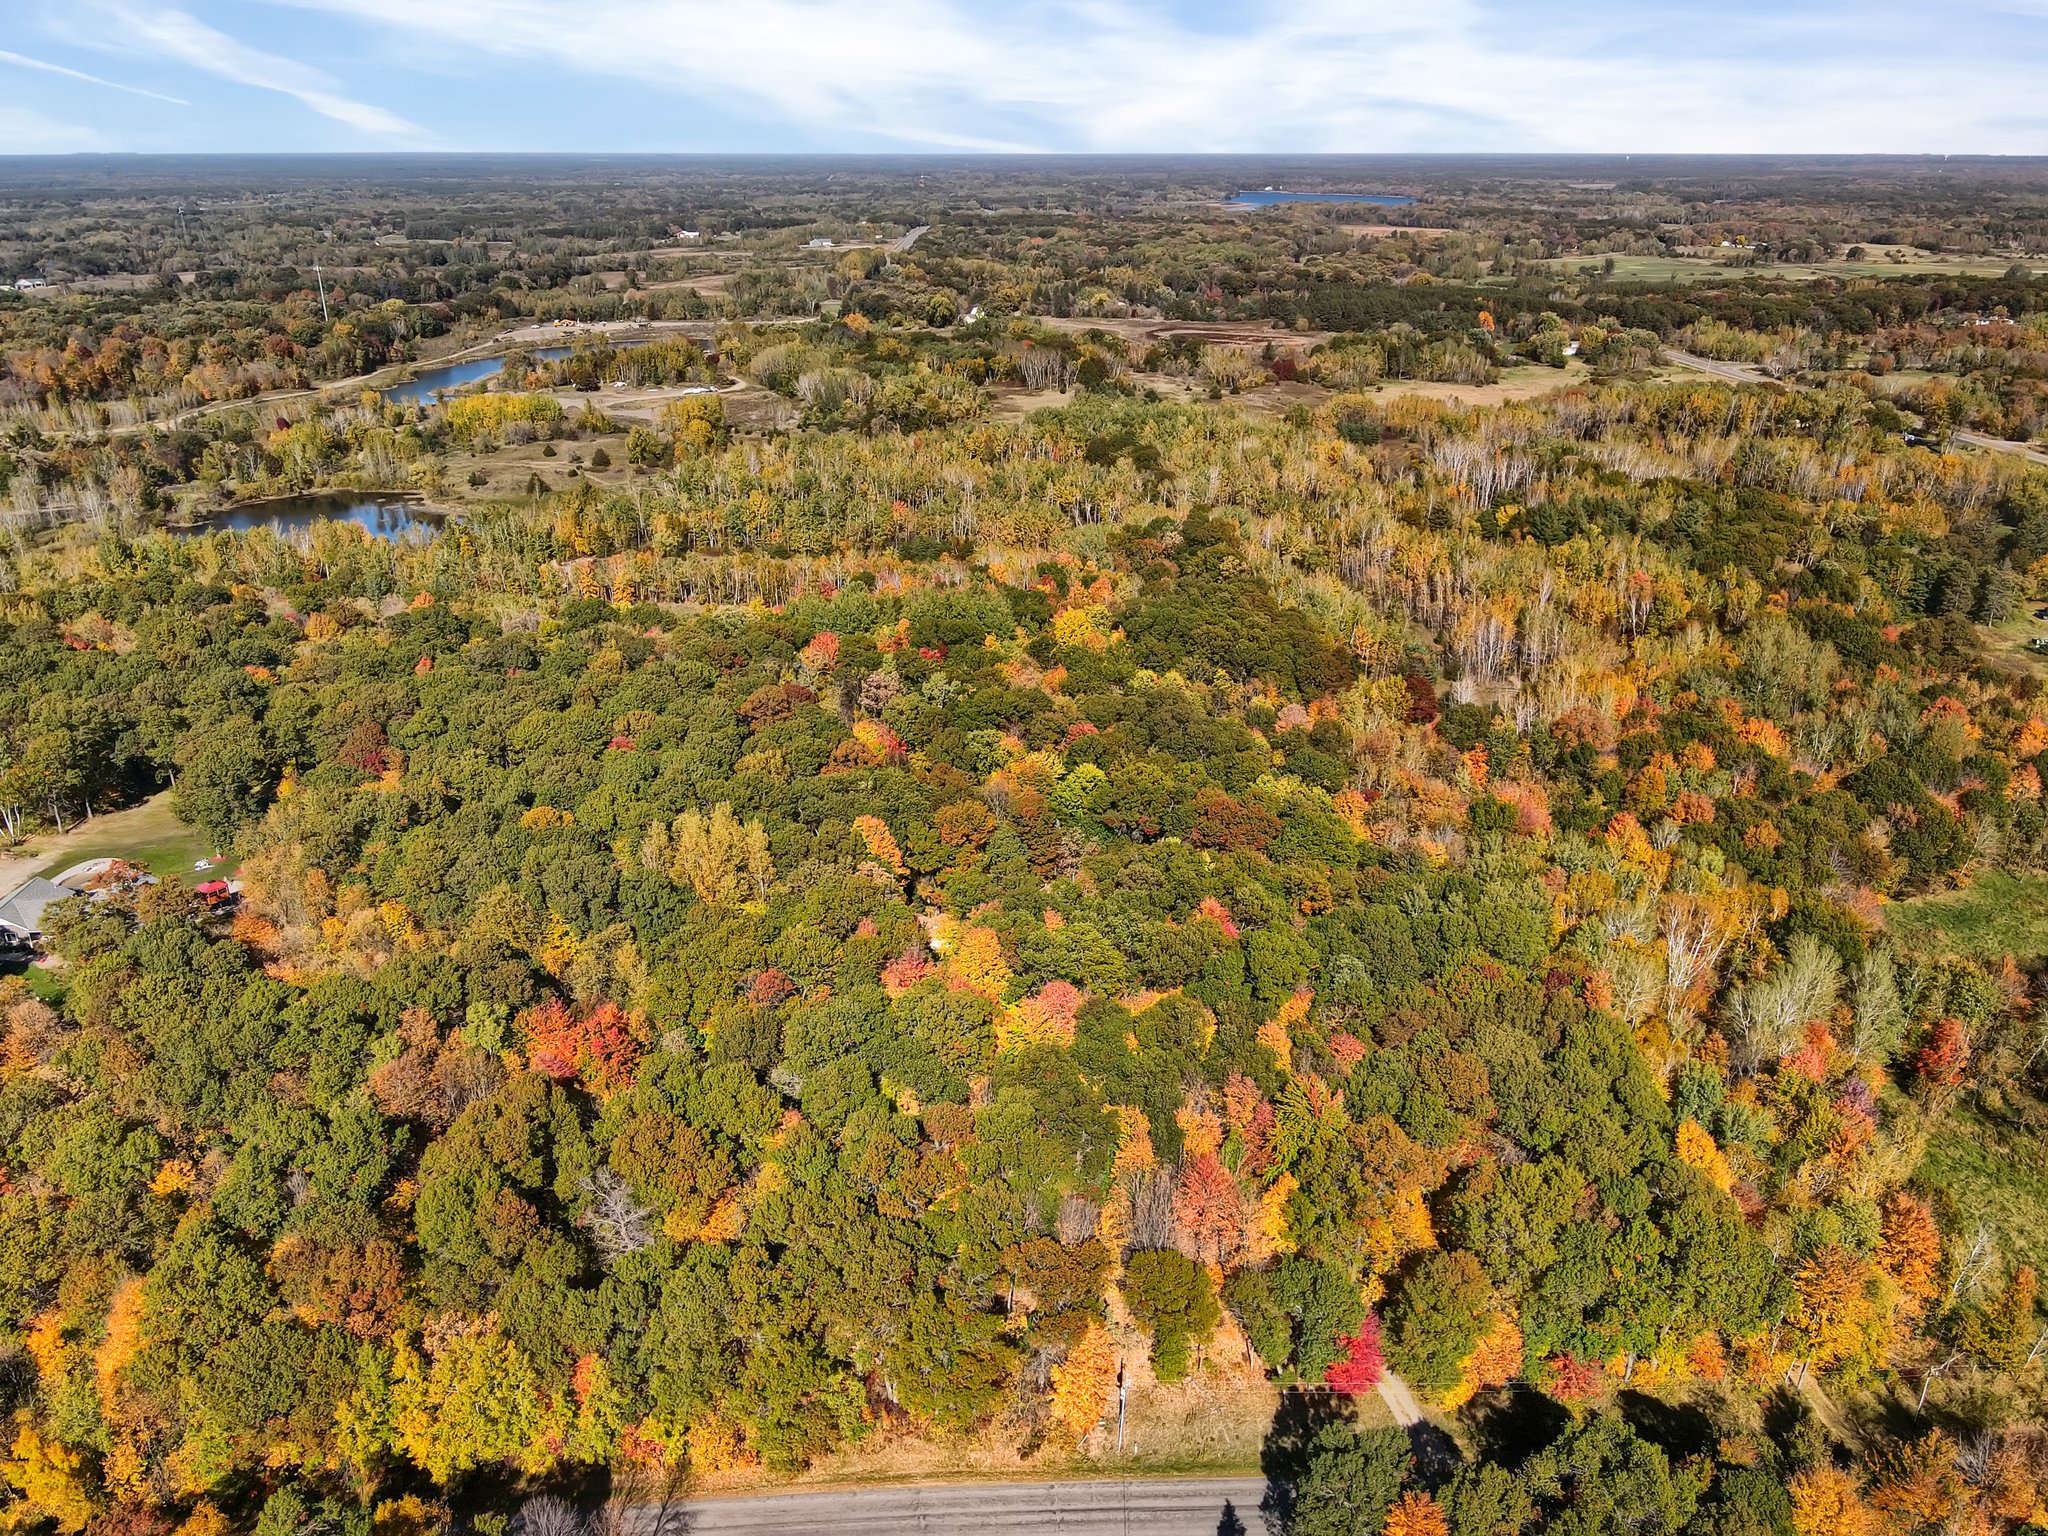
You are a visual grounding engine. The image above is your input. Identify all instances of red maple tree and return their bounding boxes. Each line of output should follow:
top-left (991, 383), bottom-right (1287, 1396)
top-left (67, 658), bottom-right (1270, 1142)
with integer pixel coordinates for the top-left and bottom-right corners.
top-left (1324, 1314), bottom-right (1384, 1395)
top-left (524, 999), bottom-right (643, 1095)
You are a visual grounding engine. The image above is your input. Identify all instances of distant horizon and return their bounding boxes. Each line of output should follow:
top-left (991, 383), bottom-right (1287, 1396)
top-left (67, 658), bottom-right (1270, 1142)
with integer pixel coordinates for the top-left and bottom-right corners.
top-left (12, 149), bottom-right (2048, 197)
top-left (6, 151), bottom-right (2048, 170)
top-left (6, 151), bottom-right (2048, 160)
top-left (4, 2), bottom-right (2046, 158)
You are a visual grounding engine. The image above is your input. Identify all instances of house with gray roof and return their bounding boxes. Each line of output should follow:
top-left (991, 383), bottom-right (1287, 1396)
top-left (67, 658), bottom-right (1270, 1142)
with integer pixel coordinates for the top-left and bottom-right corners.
top-left (0, 876), bottom-right (85, 945)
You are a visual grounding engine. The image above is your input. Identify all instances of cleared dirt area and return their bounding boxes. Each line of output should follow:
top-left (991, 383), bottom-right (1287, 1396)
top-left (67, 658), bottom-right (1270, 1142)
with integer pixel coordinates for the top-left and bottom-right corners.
top-left (1345, 360), bottom-right (1592, 409)
top-left (13, 272), bottom-right (164, 297)
top-left (642, 272), bottom-right (735, 295)
top-left (442, 383), bottom-right (796, 497)
top-left (990, 386), bottom-right (1081, 422)
top-left (535, 382), bottom-right (732, 424)
top-left (492, 318), bottom-right (720, 348)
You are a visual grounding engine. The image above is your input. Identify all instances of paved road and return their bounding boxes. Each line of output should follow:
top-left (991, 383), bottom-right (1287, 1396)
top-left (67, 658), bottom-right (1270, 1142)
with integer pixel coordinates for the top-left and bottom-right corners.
top-left (1662, 348), bottom-right (1770, 385)
top-left (1955, 428), bottom-right (2048, 467)
top-left (890, 225), bottom-right (932, 253)
top-left (629, 1477), bottom-right (1269, 1535)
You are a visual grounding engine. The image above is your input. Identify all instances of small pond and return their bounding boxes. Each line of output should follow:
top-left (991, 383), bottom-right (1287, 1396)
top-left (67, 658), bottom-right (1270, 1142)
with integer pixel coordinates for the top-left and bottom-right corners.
top-left (379, 346), bottom-right (572, 406)
top-left (182, 494), bottom-right (449, 541)
top-left (1226, 190), bottom-right (1417, 207)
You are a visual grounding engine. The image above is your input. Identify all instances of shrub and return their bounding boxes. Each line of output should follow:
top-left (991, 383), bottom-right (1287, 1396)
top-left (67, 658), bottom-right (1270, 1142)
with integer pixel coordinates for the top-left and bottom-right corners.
top-left (1123, 1248), bottom-right (1219, 1382)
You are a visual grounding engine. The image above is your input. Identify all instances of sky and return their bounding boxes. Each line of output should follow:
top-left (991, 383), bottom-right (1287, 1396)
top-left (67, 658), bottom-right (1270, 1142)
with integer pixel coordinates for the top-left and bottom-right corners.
top-left (2, 0), bottom-right (2046, 157)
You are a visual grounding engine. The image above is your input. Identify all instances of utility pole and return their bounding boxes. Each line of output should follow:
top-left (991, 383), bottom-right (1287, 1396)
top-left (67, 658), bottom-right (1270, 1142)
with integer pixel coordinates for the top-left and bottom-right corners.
top-left (314, 262), bottom-right (330, 325)
top-left (1115, 1364), bottom-right (1127, 1452)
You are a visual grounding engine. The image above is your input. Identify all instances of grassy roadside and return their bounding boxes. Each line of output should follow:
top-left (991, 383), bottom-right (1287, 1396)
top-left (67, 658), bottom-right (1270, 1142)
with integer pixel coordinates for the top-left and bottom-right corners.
top-left (687, 1372), bottom-right (1290, 1500)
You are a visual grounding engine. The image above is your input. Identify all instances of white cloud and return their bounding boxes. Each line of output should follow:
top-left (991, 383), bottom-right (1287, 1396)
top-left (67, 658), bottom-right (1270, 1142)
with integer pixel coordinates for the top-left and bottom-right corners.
top-left (0, 47), bottom-right (189, 104)
top-left (0, 105), bottom-right (103, 151)
top-left (251, 0), bottom-right (2047, 151)
top-left (66, 4), bottom-right (422, 137)
top-left (20, 0), bottom-right (2043, 151)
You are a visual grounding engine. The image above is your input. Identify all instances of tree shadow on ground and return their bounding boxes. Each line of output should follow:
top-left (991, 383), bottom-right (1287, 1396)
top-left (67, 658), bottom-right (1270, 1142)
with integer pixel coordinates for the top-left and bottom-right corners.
top-left (1404, 1418), bottom-right (1464, 1488)
top-left (1460, 1386), bottom-right (1569, 1471)
top-left (1257, 1386), bottom-right (1351, 1532)
top-left (1617, 1389), bottom-right (1717, 1462)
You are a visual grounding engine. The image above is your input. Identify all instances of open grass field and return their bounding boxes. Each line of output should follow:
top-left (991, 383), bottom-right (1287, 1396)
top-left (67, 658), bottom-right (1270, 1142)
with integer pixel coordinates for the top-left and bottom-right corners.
top-left (1918, 1100), bottom-right (2048, 1276)
top-left (1544, 249), bottom-right (2046, 285)
top-left (1979, 612), bottom-right (2048, 679)
top-left (1887, 869), bottom-right (2048, 964)
top-left (991, 360), bottom-right (1593, 425)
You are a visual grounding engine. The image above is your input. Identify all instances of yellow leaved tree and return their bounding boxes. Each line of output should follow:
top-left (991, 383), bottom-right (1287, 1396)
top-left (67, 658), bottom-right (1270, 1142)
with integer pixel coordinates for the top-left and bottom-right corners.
top-left (1787, 1466), bottom-right (1874, 1536)
top-left (640, 804), bottom-right (775, 905)
top-left (1048, 1326), bottom-right (1118, 1442)
top-left (4, 1422), bottom-right (96, 1534)
top-left (1675, 1118), bottom-right (1735, 1195)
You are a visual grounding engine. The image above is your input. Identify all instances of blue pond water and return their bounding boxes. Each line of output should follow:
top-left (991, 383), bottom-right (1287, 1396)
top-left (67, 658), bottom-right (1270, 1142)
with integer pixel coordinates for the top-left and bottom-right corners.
top-left (187, 494), bottom-right (447, 541)
top-left (1226, 191), bottom-right (1417, 208)
top-left (379, 346), bottom-right (572, 406)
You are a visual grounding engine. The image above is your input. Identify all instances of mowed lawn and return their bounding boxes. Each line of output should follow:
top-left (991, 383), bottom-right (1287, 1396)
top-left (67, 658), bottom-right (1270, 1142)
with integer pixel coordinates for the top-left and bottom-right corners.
top-left (0, 793), bottom-right (217, 1002)
top-left (0, 792), bottom-right (218, 896)
top-left (1887, 870), bottom-right (2048, 964)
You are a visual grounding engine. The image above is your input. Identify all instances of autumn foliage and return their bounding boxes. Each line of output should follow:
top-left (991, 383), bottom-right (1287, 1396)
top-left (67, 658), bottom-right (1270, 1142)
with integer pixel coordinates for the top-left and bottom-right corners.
top-left (522, 999), bottom-right (644, 1094)
top-left (1324, 1314), bottom-right (1385, 1395)
top-left (1048, 1325), bottom-right (1118, 1441)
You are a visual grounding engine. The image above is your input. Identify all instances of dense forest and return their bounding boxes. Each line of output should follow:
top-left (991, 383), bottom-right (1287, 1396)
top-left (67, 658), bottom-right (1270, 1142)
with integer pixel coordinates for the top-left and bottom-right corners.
top-left (2, 159), bottom-right (2048, 1536)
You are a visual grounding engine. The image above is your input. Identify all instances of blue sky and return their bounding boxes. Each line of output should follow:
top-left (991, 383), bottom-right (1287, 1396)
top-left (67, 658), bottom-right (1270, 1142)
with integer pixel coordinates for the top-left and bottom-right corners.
top-left (2, 1), bottom-right (2046, 155)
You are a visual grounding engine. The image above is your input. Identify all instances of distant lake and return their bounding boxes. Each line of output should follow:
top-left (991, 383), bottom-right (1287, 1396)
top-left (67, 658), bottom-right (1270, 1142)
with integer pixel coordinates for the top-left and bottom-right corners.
top-left (184, 494), bottom-right (448, 540)
top-left (379, 346), bottom-right (572, 406)
top-left (1226, 191), bottom-right (1417, 208)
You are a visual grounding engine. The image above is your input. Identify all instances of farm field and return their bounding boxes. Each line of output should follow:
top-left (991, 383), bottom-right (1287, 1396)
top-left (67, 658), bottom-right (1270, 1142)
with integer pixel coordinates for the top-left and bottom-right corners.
top-left (1544, 248), bottom-right (2048, 283)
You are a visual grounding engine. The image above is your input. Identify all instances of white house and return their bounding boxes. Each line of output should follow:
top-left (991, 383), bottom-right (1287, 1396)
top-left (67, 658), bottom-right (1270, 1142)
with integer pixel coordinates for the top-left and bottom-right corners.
top-left (13, 278), bottom-right (48, 291)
